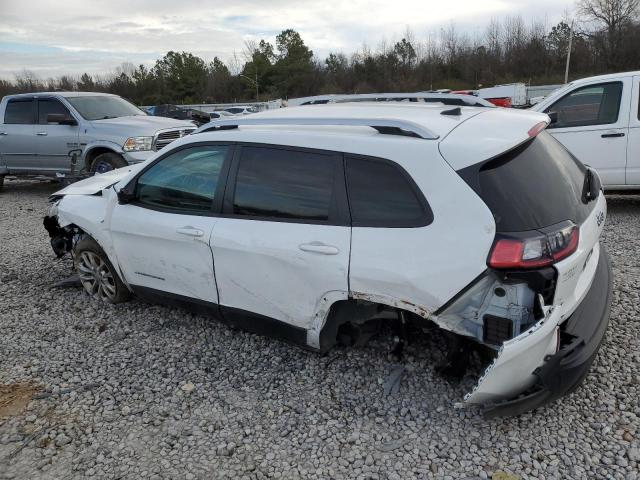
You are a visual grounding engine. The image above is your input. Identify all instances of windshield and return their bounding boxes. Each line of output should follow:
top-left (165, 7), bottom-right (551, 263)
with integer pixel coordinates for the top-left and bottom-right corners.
top-left (66, 95), bottom-right (145, 120)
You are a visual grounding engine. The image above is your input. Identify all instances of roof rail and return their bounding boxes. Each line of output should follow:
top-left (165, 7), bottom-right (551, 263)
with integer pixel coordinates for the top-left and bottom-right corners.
top-left (197, 117), bottom-right (439, 140)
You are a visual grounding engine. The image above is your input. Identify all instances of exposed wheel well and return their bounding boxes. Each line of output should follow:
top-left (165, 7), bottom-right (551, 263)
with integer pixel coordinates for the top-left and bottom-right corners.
top-left (318, 299), bottom-right (395, 353)
top-left (84, 147), bottom-right (122, 171)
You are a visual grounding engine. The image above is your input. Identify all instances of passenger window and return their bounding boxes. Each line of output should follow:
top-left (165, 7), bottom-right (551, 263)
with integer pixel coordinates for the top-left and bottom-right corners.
top-left (136, 146), bottom-right (228, 213)
top-left (546, 82), bottom-right (622, 128)
top-left (233, 147), bottom-right (336, 222)
top-left (4, 99), bottom-right (34, 124)
top-left (38, 98), bottom-right (72, 124)
top-left (346, 156), bottom-right (429, 227)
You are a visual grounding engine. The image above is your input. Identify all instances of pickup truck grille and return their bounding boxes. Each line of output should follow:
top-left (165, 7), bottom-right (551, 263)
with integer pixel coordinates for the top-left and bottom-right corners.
top-left (154, 128), bottom-right (196, 151)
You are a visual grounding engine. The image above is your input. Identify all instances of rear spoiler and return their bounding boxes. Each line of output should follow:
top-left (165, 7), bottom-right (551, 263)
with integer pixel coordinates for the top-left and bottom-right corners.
top-left (439, 109), bottom-right (550, 171)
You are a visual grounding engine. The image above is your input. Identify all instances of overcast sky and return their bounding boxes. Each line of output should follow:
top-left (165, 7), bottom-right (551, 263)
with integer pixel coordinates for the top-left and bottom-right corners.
top-left (0, 0), bottom-right (575, 79)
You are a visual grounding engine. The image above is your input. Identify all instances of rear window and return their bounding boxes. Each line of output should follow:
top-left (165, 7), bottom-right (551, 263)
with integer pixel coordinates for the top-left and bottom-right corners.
top-left (4, 99), bottom-right (34, 124)
top-left (458, 131), bottom-right (591, 232)
top-left (232, 147), bottom-right (337, 222)
top-left (346, 156), bottom-right (431, 227)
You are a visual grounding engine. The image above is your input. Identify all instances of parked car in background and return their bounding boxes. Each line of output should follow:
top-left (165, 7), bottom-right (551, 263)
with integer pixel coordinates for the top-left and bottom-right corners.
top-left (478, 83), bottom-right (527, 108)
top-left (532, 71), bottom-right (640, 190)
top-left (527, 84), bottom-right (562, 106)
top-left (150, 104), bottom-right (209, 126)
top-left (287, 92), bottom-right (495, 108)
top-left (209, 111), bottom-right (232, 120)
top-left (44, 103), bottom-right (611, 417)
top-left (0, 92), bottom-right (196, 188)
top-left (224, 106), bottom-right (258, 116)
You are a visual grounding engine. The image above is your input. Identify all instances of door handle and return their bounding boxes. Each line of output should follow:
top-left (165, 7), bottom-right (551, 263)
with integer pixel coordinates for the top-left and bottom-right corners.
top-left (0, 132), bottom-right (7, 136)
top-left (176, 227), bottom-right (204, 237)
top-left (601, 132), bottom-right (625, 138)
top-left (36, 131), bottom-right (48, 136)
top-left (299, 242), bottom-right (339, 255)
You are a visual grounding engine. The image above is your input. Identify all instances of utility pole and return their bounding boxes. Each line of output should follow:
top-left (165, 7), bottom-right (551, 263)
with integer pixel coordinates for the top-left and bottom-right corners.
top-left (255, 71), bottom-right (259, 102)
top-left (564, 20), bottom-right (574, 84)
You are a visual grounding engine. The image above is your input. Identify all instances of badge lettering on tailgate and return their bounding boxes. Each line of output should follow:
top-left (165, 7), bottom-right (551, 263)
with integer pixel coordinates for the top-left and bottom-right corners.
top-left (596, 211), bottom-right (605, 227)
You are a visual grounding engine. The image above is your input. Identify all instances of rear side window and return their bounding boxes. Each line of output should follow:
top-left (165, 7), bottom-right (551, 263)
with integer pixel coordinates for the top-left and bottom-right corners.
top-left (232, 147), bottom-right (337, 222)
top-left (38, 98), bottom-right (72, 124)
top-left (345, 156), bottom-right (431, 227)
top-left (4, 99), bottom-right (34, 124)
top-left (136, 146), bottom-right (228, 213)
top-left (546, 82), bottom-right (622, 128)
top-left (458, 131), bottom-right (591, 232)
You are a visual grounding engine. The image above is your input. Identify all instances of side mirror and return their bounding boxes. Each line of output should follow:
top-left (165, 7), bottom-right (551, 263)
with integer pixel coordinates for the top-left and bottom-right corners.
top-left (547, 111), bottom-right (558, 127)
top-left (47, 113), bottom-right (77, 126)
top-left (117, 187), bottom-right (136, 204)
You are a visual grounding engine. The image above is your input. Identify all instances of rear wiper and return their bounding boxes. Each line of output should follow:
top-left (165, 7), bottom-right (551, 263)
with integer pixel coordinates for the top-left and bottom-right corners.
top-left (582, 168), bottom-right (601, 203)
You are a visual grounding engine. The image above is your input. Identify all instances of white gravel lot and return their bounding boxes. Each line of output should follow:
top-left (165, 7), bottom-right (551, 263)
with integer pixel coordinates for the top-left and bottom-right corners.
top-left (0, 178), bottom-right (639, 480)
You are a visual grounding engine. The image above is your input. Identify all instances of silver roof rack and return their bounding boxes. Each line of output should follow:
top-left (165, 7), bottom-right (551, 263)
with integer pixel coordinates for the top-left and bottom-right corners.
top-left (198, 117), bottom-right (439, 140)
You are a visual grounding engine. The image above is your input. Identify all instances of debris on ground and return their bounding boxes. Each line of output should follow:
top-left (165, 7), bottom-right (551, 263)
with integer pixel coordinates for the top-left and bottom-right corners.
top-left (0, 382), bottom-right (42, 418)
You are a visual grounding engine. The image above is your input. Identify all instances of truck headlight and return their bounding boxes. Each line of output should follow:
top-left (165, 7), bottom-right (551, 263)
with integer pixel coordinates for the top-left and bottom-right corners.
top-left (123, 136), bottom-right (153, 152)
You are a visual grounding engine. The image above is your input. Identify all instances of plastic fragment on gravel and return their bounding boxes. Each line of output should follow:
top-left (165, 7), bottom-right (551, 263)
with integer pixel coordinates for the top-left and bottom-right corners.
top-left (383, 365), bottom-right (405, 396)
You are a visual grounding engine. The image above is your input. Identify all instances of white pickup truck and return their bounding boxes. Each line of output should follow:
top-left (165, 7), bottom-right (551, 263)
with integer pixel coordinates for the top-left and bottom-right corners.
top-left (0, 92), bottom-right (196, 189)
top-left (532, 71), bottom-right (640, 190)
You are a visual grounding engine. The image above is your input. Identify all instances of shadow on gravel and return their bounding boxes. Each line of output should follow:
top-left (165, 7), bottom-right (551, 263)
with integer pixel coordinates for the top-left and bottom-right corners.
top-left (604, 193), bottom-right (640, 212)
top-left (0, 178), bottom-right (61, 196)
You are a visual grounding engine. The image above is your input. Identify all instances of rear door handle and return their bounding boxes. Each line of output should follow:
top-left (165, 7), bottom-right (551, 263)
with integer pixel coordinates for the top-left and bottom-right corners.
top-left (0, 132), bottom-right (7, 136)
top-left (176, 227), bottom-right (204, 237)
top-left (601, 132), bottom-right (625, 138)
top-left (36, 131), bottom-right (48, 136)
top-left (299, 242), bottom-right (339, 255)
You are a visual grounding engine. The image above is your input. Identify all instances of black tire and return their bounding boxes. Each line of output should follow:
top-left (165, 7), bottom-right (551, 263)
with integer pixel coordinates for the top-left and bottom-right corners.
top-left (0, 175), bottom-right (4, 190)
top-left (90, 152), bottom-right (127, 175)
top-left (74, 236), bottom-right (131, 304)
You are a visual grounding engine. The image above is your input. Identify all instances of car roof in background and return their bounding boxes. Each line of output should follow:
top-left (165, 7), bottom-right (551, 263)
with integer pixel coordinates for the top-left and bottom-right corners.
top-left (3, 91), bottom-right (118, 100)
top-left (289, 92), bottom-right (495, 108)
top-left (566, 70), bottom-right (640, 87)
top-left (197, 102), bottom-right (544, 141)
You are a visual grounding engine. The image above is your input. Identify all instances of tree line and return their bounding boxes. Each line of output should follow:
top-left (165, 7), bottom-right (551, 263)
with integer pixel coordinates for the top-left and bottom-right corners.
top-left (1, 0), bottom-right (639, 105)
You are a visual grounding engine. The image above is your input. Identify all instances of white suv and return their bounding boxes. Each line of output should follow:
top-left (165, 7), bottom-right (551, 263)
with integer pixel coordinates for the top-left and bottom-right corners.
top-left (43, 103), bottom-right (612, 417)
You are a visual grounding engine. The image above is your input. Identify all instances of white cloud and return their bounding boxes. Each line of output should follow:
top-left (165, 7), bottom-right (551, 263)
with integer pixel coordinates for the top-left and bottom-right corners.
top-left (0, 0), bottom-right (575, 78)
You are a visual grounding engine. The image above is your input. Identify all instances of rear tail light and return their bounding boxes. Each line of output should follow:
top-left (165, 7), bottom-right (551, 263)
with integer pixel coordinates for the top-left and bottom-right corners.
top-left (527, 121), bottom-right (548, 138)
top-left (488, 221), bottom-right (579, 269)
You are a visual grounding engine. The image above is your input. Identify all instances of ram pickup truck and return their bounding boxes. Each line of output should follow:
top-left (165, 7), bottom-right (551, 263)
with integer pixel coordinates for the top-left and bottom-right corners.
top-left (0, 92), bottom-right (196, 189)
top-left (531, 71), bottom-right (640, 190)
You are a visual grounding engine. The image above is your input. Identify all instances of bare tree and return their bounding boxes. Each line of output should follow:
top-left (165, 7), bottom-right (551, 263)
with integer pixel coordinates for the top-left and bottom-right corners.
top-left (578, 0), bottom-right (640, 65)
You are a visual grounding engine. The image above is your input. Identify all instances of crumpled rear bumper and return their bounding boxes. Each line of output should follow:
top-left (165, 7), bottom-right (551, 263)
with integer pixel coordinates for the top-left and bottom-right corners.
top-left (481, 245), bottom-right (613, 418)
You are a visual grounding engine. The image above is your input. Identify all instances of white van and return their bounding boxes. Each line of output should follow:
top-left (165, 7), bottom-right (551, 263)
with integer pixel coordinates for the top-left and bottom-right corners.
top-left (532, 71), bottom-right (640, 189)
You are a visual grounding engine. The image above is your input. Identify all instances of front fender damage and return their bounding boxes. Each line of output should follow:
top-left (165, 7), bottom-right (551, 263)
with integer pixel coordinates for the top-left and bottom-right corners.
top-left (43, 214), bottom-right (75, 258)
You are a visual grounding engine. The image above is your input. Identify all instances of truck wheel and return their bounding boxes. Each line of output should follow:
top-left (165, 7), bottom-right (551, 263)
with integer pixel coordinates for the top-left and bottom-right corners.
top-left (74, 236), bottom-right (131, 304)
top-left (90, 152), bottom-right (127, 175)
top-left (0, 176), bottom-right (4, 190)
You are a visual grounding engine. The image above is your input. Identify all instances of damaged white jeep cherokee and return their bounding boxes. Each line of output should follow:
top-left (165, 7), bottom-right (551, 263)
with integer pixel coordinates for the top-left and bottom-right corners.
top-left (43, 103), bottom-right (612, 417)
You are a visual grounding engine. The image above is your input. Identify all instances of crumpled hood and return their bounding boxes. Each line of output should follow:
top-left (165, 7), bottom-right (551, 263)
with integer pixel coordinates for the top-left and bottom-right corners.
top-left (52, 163), bottom-right (146, 196)
top-left (89, 115), bottom-right (196, 136)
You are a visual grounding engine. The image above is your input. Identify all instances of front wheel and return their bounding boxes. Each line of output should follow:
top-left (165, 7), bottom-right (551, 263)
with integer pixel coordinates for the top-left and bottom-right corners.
top-left (74, 236), bottom-right (131, 303)
top-left (90, 152), bottom-right (127, 175)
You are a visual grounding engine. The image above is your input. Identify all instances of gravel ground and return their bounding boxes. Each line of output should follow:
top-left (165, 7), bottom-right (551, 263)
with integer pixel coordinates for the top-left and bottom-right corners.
top-left (0, 178), bottom-right (639, 480)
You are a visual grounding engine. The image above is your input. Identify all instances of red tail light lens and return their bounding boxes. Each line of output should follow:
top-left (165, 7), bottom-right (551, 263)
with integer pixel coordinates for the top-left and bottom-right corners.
top-left (488, 222), bottom-right (579, 269)
top-left (527, 121), bottom-right (548, 138)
